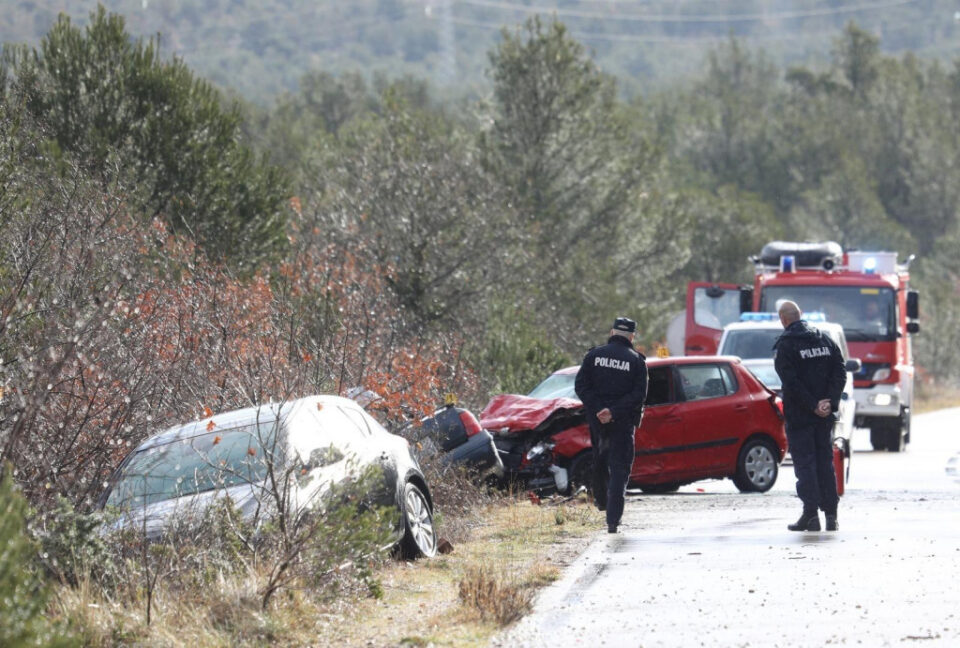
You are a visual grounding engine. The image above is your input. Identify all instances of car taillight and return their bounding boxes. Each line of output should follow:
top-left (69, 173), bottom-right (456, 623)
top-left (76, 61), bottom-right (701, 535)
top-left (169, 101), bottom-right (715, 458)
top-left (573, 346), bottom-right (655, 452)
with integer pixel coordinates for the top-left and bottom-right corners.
top-left (768, 395), bottom-right (784, 421)
top-left (459, 410), bottom-right (482, 437)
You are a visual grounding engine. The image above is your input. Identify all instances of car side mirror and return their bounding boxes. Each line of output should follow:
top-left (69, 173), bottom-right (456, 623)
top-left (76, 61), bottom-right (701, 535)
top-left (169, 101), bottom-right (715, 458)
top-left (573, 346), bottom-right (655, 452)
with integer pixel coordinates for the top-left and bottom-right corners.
top-left (845, 358), bottom-right (862, 373)
top-left (305, 445), bottom-right (344, 470)
top-left (906, 322), bottom-right (920, 334)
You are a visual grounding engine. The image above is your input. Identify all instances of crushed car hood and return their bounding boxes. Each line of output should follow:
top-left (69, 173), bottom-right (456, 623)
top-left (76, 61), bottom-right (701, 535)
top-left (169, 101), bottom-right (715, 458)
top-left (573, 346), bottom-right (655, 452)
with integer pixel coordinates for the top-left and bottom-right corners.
top-left (480, 394), bottom-right (584, 434)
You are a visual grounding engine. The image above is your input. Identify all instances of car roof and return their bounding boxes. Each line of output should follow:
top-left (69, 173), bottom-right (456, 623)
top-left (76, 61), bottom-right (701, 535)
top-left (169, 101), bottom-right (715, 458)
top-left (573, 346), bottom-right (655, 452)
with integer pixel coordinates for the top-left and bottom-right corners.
top-left (137, 395), bottom-right (361, 451)
top-left (552, 355), bottom-right (745, 376)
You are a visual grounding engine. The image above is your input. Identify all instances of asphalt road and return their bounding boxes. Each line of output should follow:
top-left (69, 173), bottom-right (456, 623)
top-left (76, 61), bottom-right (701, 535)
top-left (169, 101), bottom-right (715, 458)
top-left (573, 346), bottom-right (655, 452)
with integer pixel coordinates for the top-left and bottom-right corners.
top-left (495, 407), bottom-right (960, 648)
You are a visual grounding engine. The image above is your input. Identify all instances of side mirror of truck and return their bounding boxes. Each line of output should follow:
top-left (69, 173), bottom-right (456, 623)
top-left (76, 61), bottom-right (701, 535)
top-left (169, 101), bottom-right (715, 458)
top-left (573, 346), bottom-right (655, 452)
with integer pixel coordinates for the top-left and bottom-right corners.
top-left (906, 322), bottom-right (920, 334)
top-left (907, 290), bottom-right (919, 319)
top-left (845, 358), bottom-right (862, 373)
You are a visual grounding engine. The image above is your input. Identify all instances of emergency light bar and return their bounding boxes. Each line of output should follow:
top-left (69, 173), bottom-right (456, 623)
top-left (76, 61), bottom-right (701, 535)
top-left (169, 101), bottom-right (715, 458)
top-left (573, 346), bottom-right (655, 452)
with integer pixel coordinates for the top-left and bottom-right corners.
top-left (740, 311), bottom-right (827, 322)
top-left (740, 312), bottom-right (778, 322)
top-left (848, 251), bottom-right (897, 274)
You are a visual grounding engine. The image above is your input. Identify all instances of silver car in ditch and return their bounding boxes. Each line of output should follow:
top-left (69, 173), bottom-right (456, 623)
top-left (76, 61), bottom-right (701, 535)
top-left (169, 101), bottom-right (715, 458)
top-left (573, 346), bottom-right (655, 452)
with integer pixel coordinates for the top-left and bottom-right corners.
top-left (99, 395), bottom-right (437, 558)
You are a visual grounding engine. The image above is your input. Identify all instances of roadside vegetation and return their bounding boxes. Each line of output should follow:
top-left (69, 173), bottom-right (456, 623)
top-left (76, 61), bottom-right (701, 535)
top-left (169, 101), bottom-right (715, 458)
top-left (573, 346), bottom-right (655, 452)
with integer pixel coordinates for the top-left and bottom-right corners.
top-left (1, 6), bottom-right (959, 646)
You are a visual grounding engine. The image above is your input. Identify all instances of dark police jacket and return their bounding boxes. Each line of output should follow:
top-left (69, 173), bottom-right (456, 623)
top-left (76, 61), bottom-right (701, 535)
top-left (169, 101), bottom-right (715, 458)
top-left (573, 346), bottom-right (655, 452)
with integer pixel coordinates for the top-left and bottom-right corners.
top-left (575, 335), bottom-right (648, 427)
top-left (773, 320), bottom-right (847, 426)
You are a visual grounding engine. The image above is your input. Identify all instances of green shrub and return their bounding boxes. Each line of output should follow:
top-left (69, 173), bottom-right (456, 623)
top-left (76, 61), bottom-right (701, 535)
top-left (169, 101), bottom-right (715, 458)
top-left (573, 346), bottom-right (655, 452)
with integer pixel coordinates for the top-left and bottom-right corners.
top-left (0, 468), bottom-right (75, 647)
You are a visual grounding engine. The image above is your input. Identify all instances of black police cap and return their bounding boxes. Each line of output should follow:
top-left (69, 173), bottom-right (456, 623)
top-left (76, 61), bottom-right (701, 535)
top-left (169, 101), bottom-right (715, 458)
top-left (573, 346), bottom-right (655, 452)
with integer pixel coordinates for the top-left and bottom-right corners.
top-left (613, 317), bottom-right (636, 333)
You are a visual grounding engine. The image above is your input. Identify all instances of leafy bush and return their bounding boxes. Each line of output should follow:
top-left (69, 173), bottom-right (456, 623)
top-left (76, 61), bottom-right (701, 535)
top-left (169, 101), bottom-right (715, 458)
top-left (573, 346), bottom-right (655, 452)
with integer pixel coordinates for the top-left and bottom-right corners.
top-left (0, 468), bottom-right (74, 647)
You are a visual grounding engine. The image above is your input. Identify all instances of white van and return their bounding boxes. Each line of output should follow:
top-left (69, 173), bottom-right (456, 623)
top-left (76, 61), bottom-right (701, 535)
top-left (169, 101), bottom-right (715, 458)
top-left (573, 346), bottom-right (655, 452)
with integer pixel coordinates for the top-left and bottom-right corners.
top-left (718, 314), bottom-right (860, 469)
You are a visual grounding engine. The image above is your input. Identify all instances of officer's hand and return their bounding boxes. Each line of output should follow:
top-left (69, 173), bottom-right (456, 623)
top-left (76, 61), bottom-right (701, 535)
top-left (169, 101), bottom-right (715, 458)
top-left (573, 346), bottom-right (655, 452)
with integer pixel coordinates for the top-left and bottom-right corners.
top-left (815, 399), bottom-right (831, 417)
top-left (597, 408), bottom-right (613, 424)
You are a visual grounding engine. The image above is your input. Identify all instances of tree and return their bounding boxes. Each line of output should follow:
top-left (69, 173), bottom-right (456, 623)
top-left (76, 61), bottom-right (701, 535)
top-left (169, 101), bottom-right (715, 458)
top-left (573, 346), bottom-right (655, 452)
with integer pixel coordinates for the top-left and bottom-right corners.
top-left (483, 17), bottom-right (683, 350)
top-left (317, 89), bottom-right (515, 329)
top-left (833, 23), bottom-right (881, 99)
top-left (678, 38), bottom-right (789, 211)
top-left (2, 7), bottom-right (290, 269)
top-left (678, 185), bottom-right (782, 284)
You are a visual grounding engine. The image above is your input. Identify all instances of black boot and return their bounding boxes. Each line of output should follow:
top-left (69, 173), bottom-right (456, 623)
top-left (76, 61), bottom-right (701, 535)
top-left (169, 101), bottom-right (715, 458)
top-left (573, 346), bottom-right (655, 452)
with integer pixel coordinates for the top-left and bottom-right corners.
top-left (788, 510), bottom-right (821, 532)
top-left (825, 514), bottom-right (838, 531)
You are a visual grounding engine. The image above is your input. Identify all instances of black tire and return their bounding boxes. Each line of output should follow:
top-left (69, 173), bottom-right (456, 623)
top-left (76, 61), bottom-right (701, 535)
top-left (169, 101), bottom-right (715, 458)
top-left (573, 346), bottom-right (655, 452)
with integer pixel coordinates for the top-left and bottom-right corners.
top-left (638, 482), bottom-right (681, 494)
top-left (886, 422), bottom-right (905, 453)
top-left (869, 427), bottom-right (887, 451)
top-left (400, 482), bottom-right (437, 559)
top-left (733, 438), bottom-right (779, 493)
top-left (566, 451), bottom-right (594, 496)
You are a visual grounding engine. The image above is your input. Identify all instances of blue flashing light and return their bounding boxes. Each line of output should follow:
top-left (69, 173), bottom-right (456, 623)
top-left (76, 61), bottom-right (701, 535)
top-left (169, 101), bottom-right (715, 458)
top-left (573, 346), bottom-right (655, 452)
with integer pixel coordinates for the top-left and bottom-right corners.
top-left (739, 311), bottom-right (828, 323)
top-left (780, 255), bottom-right (796, 273)
top-left (740, 312), bottom-right (778, 322)
top-left (863, 257), bottom-right (877, 274)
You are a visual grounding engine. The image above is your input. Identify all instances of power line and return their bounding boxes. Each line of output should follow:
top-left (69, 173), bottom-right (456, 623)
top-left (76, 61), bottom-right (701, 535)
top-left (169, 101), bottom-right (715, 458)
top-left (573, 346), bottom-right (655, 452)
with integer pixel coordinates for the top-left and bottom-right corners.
top-left (453, 0), bottom-right (919, 23)
top-left (445, 14), bottom-right (839, 44)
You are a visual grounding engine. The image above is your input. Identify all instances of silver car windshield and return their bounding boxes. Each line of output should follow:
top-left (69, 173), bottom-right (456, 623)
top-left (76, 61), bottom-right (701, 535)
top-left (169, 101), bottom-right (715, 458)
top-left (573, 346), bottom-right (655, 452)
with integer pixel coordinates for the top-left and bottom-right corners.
top-left (106, 420), bottom-right (280, 509)
top-left (527, 373), bottom-right (578, 400)
top-left (720, 329), bottom-right (781, 360)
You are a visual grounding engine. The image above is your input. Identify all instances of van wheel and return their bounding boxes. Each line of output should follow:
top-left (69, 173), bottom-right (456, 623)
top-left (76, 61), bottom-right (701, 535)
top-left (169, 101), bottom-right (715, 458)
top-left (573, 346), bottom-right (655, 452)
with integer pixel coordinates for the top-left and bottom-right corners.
top-left (400, 482), bottom-right (437, 559)
top-left (886, 422), bottom-right (905, 453)
top-left (869, 427), bottom-right (887, 451)
top-left (733, 438), bottom-right (778, 493)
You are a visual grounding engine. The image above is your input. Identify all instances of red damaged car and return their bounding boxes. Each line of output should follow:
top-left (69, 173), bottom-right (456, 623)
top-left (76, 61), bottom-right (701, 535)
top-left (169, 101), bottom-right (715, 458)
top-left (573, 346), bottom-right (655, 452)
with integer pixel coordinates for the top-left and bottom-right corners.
top-left (480, 356), bottom-right (787, 494)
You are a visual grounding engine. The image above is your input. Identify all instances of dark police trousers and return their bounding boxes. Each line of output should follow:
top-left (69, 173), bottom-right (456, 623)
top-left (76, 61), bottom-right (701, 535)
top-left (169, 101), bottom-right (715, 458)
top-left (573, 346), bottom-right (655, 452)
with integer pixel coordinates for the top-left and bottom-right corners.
top-left (786, 419), bottom-right (839, 515)
top-left (590, 419), bottom-right (635, 528)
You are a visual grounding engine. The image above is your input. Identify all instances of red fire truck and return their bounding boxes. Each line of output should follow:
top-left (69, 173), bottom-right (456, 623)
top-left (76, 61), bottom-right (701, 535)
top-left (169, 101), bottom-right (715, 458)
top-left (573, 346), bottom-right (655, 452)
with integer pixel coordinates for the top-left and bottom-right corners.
top-left (679, 241), bottom-right (920, 452)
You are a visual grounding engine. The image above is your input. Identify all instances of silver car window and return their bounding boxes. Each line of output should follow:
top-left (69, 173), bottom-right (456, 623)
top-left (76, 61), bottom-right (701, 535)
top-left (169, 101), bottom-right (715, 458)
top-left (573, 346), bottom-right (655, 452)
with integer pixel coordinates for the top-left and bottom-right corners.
top-left (106, 420), bottom-right (280, 509)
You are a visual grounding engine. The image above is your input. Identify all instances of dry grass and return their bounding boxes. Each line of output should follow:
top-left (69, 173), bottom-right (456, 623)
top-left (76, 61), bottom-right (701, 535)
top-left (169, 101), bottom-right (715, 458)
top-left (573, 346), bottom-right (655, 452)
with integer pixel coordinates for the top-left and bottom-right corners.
top-left (457, 564), bottom-right (533, 626)
top-left (915, 382), bottom-right (960, 413)
top-left (302, 493), bottom-right (602, 648)
top-left (52, 493), bottom-right (602, 647)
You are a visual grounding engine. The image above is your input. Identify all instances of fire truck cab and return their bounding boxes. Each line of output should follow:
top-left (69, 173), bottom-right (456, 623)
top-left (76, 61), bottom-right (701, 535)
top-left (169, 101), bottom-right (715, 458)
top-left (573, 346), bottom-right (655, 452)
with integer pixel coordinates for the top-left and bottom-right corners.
top-left (682, 241), bottom-right (920, 453)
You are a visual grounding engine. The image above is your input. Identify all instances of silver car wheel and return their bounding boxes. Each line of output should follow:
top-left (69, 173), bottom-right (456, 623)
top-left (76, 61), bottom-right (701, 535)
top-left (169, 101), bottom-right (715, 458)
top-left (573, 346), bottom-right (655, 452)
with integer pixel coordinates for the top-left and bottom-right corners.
top-left (404, 484), bottom-right (437, 557)
top-left (744, 444), bottom-right (777, 488)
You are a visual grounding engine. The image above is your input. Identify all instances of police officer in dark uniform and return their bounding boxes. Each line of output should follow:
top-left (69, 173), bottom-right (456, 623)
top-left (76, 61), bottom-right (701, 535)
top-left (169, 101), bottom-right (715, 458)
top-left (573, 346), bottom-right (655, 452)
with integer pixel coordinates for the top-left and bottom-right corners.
top-left (575, 317), bottom-right (648, 534)
top-left (773, 301), bottom-right (848, 532)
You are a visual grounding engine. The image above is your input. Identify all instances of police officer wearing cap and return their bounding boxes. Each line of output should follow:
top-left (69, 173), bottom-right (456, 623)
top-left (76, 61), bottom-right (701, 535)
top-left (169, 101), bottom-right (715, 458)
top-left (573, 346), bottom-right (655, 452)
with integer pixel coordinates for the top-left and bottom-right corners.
top-left (774, 301), bottom-right (848, 532)
top-left (575, 317), bottom-right (647, 534)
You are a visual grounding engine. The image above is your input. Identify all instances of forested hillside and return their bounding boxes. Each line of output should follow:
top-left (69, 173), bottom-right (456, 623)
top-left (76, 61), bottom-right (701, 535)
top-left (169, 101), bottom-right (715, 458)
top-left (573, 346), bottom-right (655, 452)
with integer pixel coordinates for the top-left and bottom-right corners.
top-left (3, 0), bottom-right (960, 102)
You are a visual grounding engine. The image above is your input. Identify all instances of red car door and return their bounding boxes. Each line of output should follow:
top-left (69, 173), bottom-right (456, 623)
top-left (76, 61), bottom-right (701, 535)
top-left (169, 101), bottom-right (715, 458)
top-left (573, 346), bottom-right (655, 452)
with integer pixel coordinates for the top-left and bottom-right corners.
top-left (631, 365), bottom-right (685, 483)
top-left (671, 362), bottom-right (750, 477)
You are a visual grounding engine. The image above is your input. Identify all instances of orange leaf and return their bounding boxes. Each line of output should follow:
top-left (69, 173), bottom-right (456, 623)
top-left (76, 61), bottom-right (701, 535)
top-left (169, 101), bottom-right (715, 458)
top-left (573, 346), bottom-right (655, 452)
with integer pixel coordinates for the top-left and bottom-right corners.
top-left (203, 406), bottom-right (213, 418)
top-left (247, 447), bottom-right (257, 456)
top-left (316, 402), bottom-right (323, 411)
top-left (212, 435), bottom-right (222, 445)
top-left (207, 420), bottom-right (216, 432)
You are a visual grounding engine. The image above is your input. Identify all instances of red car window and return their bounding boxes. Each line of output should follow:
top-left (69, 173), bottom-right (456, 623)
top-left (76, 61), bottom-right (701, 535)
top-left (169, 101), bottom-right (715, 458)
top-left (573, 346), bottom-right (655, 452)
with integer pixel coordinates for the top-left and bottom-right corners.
top-left (675, 364), bottom-right (734, 401)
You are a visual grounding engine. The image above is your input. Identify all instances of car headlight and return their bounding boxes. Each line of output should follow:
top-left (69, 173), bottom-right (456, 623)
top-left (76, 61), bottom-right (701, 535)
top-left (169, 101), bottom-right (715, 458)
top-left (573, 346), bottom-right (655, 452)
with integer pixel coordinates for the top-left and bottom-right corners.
top-left (872, 368), bottom-right (891, 381)
top-left (526, 442), bottom-right (556, 461)
top-left (870, 394), bottom-right (896, 407)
